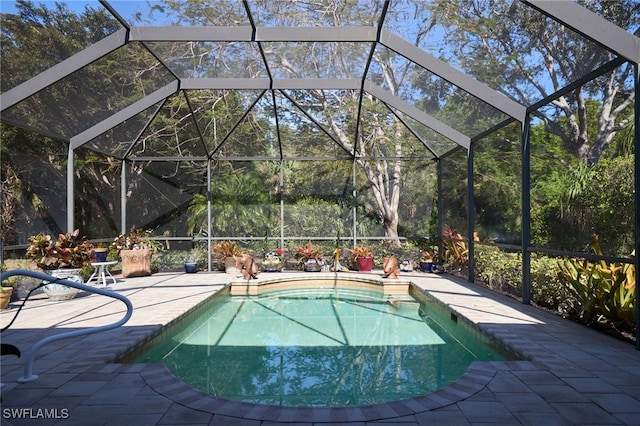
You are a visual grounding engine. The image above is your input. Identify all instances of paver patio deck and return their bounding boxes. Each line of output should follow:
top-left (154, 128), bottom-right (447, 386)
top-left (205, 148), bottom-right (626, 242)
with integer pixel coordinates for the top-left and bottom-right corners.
top-left (1, 271), bottom-right (639, 425)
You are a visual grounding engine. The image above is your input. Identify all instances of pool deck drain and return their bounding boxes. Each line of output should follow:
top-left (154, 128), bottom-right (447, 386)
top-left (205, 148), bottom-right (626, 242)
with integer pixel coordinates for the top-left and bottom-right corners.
top-left (2, 271), bottom-right (640, 425)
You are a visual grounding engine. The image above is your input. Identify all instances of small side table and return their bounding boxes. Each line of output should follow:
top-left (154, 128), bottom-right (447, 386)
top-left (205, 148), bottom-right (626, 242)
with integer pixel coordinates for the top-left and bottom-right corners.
top-left (88, 261), bottom-right (118, 287)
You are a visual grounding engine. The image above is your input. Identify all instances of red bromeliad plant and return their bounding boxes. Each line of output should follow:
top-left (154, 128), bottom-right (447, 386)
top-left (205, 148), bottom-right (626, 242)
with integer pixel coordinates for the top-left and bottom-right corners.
top-left (295, 242), bottom-right (323, 262)
top-left (348, 245), bottom-right (373, 259)
top-left (441, 226), bottom-right (479, 268)
top-left (295, 242), bottom-right (324, 271)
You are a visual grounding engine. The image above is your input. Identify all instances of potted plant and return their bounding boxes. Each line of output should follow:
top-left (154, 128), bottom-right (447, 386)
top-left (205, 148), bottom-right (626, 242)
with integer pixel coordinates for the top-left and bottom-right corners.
top-left (26, 229), bottom-right (94, 300)
top-left (262, 247), bottom-right (285, 272)
top-left (212, 240), bottom-right (243, 274)
top-left (419, 251), bottom-right (434, 272)
top-left (111, 229), bottom-right (156, 278)
top-left (295, 242), bottom-right (324, 272)
top-left (93, 244), bottom-right (109, 263)
top-left (0, 285), bottom-right (12, 310)
top-left (349, 245), bottom-right (374, 272)
top-left (400, 259), bottom-right (413, 272)
top-left (184, 252), bottom-right (198, 274)
top-left (0, 263), bottom-right (14, 309)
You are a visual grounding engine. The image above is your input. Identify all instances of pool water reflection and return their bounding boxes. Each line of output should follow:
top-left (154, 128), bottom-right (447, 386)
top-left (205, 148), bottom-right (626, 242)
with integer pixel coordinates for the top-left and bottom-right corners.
top-left (133, 286), bottom-right (511, 406)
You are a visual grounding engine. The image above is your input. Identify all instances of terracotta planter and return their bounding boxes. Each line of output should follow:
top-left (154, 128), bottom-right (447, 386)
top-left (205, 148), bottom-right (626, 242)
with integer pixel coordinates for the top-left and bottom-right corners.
top-left (0, 287), bottom-right (13, 309)
top-left (121, 249), bottom-right (153, 278)
top-left (356, 256), bottom-right (374, 272)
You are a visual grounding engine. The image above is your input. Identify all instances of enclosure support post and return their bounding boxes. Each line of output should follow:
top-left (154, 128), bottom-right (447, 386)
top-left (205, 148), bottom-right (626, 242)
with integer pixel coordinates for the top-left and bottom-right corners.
top-left (634, 64), bottom-right (639, 350)
top-left (437, 160), bottom-right (443, 262)
top-left (521, 114), bottom-right (532, 305)
top-left (467, 143), bottom-right (475, 283)
top-left (66, 147), bottom-right (74, 232)
top-left (280, 159), bottom-right (285, 248)
top-left (352, 160), bottom-right (357, 247)
top-left (207, 159), bottom-right (212, 272)
top-left (120, 160), bottom-right (126, 234)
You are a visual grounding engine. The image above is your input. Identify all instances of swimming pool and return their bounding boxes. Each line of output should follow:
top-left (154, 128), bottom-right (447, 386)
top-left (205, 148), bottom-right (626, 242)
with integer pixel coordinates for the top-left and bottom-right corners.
top-left (129, 280), bottom-right (516, 407)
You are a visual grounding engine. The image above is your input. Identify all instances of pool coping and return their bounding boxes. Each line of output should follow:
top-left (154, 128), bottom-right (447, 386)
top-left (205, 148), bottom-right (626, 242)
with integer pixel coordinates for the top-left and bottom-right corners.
top-left (139, 360), bottom-right (500, 422)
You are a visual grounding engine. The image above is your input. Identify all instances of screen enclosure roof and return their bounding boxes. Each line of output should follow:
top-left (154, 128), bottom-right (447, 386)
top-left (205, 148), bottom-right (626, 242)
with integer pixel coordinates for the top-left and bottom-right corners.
top-left (1, 0), bottom-right (638, 162)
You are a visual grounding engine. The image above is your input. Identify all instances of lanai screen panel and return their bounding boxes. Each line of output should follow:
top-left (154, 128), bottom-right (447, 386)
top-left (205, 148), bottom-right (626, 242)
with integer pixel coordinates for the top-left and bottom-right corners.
top-left (126, 160), bottom-right (207, 237)
top-left (529, 80), bottom-right (635, 258)
top-left (387, 0), bottom-right (616, 107)
top-left (356, 96), bottom-right (436, 159)
top-left (209, 160), bottom-right (280, 238)
top-left (146, 41), bottom-right (267, 79)
top-left (283, 159), bottom-right (354, 239)
top-left (82, 100), bottom-right (165, 159)
top-left (283, 89), bottom-right (360, 158)
top-left (585, 0), bottom-right (640, 33)
top-left (1, 133), bottom-right (69, 243)
top-left (74, 146), bottom-right (123, 239)
top-left (189, 90), bottom-right (266, 156)
top-left (472, 121), bottom-right (522, 245)
top-left (400, 160), bottom-right (438, 239)
top-left (391, 113), bottom-right (456, 158)
top-left (440, 148), bottom-right (469, 239)
top-left (354, 158), bottom-right (437, 241)
top-left (262, 42), bottom-right (372, 80)
top-left (275, 91), bottom-right (353, 160)
top-left (0, 1), bottom-right (122, 92)
top-left (367, 44), bottom-right (511, 139)
top-left (114, 0), bottom-right (251, 26)
top-left (248, 0), bottom-right (385, 27)
top-left (213, 95), bottom-right (279, 159)
top-left (133, 92), bottom-right (208, 158)
top-left (2, 42), bottom-right (175, 142)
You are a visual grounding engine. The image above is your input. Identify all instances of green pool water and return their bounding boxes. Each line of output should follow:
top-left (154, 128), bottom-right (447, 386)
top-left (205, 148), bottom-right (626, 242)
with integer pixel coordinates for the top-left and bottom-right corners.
top-left (132, 286), bottom-right (512, 407)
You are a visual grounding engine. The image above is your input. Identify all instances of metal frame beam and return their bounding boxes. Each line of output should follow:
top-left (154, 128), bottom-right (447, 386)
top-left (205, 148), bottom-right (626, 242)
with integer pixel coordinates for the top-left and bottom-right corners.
top-left (129, 26), bottom-right (376, 42)
top-left (181, 78), bottom-right (362, 90)
top-left (129, 26), bottom-right (252, 41)
top-left (256, 26), bottom-right (376, 42)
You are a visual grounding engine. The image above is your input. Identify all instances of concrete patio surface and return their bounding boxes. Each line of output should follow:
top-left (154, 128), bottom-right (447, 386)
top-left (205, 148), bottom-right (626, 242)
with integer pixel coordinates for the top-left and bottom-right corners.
top-left (1, 270), bottom-right (639, 425)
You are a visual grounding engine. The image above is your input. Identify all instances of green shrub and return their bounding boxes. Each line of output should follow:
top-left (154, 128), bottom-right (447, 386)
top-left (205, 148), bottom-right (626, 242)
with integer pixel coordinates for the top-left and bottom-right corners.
top-left (530, 254), bottom-right (569, 310)
top-left (474, 246), bottom-right (572, 312)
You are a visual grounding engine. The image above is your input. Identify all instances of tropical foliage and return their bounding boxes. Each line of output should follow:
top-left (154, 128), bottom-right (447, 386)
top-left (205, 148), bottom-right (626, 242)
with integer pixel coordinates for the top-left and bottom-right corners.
top-left (557, 236), bottom-right (636, 331)
top-left (348, 246), bottom-right (373, 259)
top-left (26, 229), bottom-right (94, 270)
top-left (211, 240), bottom-right (243, 259)
top-left (295, 243), bottom-right (323, 263)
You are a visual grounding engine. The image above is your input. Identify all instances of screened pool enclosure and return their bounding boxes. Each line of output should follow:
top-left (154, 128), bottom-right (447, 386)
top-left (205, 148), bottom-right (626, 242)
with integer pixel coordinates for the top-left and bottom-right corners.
top-left (1, 1), bottom-right (638, 345)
